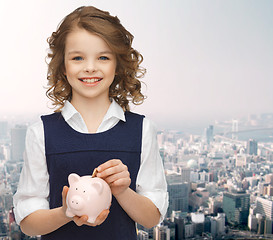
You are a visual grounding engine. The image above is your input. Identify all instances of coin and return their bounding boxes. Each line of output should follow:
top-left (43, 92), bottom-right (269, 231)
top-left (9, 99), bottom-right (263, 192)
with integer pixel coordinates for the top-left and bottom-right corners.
top-left (92, 168), bottom-right (98, 178)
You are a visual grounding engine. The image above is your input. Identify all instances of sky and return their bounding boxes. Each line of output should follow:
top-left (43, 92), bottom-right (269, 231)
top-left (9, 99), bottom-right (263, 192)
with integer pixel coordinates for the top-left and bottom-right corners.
top-left (0, 0), bottom-right (272, 130)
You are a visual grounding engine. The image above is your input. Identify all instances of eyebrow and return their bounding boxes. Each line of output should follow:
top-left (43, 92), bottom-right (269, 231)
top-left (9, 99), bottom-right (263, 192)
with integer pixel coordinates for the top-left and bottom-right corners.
top-left (99, 51), bottom-right (114, 55)
top-left (67, 50), bottom-right (114, 55)
top-left (67, 51), bottom-right (83, 55)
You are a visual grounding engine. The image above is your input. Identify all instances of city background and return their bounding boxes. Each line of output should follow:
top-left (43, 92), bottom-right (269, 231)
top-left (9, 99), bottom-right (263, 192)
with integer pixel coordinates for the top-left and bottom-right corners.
top-left (1, 112), bottom-right (273, 239)
top-left (0, 0), bottom-right (273, 239)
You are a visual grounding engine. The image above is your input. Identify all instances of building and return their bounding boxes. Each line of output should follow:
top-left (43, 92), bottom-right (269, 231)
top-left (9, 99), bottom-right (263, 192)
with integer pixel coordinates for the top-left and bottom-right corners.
top-left (10, 125), bottom-right (27, 162)
top-left (174, 215), bottom-right (185, 240)
top-left (248, 214), bottom-right (258, 232)
top-left (232, 119), bottom-right (239, 140)
top-left (191, 212), bottom-right (205, 236)
top-left (181, 168), bottom-right (191, 183)
top-left (258, 182), bottom-right (268, 196)
top-left (0, 121), bottom-right (8, 139)
top-left (265, 185), bottom-right (273, 196)
top-left (265, 174), bottom-right (273, 185)
top-left (187, 159), bottom-right (198, 170)
top-left (137, 224), bottom-right (153, 239)
top-left (257, 214), bottom-right (265, 235)
top-left (215, 213), bottom-right (225, 236)
top-left (161, 220), bottom-right (175, 240)
top-left (199, 170), bottom-right (210, 182)
top-left (0, 145), bottom-right (10, 161)
top-left (209, 217), bottom-right (217, 237)
top-left (167, 183), bottom-right (189, 216)
top-left (223, 191), bottom-right (250, 225)
top-left (190, 171), bottom-right (199, 182)
top-left (235, 154), bottom-right (247, 167)
top-left (256, 196), bottom-right (273, 220)
top-left (137, 230), bottom-right (149, 240)
top-left (247, 139), bottom-right (258, 155)
top-left (264, 218), bottom-right (273, 234)
top-left (184, 222), bottom-right (194, 239)
top-left (204, 125), bottom-right (214, 144)
top-left (153, 225), bottom-right (170, 240)
top-left (208, 196), bottom-right (222, 215)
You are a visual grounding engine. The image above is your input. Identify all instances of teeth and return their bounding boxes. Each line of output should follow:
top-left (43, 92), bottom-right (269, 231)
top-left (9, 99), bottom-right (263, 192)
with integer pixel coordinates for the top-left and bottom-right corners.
top-left (81, 78), bottom-right (101, 83)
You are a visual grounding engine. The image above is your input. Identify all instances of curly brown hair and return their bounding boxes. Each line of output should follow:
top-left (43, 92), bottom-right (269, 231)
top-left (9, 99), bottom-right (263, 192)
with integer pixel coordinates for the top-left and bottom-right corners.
top-left (46, 6), bottom-right (146, 112)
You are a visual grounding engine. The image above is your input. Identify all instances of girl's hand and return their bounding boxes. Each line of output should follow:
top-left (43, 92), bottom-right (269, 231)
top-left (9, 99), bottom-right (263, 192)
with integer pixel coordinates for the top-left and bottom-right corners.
top-left (61, 186), bottom-right (70, 218)
top-left (61, 186), bottom-right (110, 227)
top-left (72, 209), bottom-right (110, 227)
top-left (97, 159), bottom-right (131, 197)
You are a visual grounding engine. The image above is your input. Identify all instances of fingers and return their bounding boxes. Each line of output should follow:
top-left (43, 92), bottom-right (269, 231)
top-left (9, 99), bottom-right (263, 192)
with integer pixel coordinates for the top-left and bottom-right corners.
top-left (62, 186), bottom-right (69, 208)
top-left (109, 178), bottom-right (131, 189)
top-left (73, 215), bottom-right (88, 226)
top-left (94, 209), bottom-right (110, 225)
top-left (104, 171), bottom-right (130, 185)
top-left (97, 159), bottom-right (122, 172)
top-left (97, 159), bottom-right (131, 196)
top-left (73, 210), bottom-right (110, 227)
top-left (97, 159), bottom-right (127, 179)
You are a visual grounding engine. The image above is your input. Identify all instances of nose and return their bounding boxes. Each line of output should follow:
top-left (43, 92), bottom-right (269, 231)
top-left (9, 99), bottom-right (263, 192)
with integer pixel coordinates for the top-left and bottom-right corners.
top-left (84, 60), bottom-right (97, 73)
top-left (70, 195), bottom-right (84, 210)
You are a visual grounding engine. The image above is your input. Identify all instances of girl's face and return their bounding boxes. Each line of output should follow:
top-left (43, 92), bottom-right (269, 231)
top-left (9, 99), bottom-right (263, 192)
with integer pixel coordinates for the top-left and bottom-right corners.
top-left (64, 28), bottom-right (117, 104)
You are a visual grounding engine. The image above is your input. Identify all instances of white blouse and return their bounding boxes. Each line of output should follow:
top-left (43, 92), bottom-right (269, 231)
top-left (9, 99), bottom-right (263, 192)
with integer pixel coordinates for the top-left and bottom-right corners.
top-left (13, 101), bottom-right (168, 225)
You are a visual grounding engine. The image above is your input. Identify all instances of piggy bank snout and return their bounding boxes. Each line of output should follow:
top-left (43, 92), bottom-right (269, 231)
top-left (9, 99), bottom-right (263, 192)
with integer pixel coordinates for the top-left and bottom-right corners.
top-left (68, 195), bottom-right (84, 210)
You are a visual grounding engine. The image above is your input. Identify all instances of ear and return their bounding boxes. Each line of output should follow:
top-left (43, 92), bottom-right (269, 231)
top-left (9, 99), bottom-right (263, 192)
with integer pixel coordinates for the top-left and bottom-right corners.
top-left (92, 181), bottom-right (103, 195)
top-left (68, 173), bottom-right (80, 185)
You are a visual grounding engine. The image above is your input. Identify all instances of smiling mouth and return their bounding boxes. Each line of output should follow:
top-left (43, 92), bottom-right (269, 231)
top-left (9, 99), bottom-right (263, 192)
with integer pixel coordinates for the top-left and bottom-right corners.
top-left (79, 78), bottom-right (102, 83)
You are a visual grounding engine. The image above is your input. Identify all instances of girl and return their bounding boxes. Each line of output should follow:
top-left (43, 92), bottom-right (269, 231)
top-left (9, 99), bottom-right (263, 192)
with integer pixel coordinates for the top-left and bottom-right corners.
top-left (13, 6), bottom-right (168, 240)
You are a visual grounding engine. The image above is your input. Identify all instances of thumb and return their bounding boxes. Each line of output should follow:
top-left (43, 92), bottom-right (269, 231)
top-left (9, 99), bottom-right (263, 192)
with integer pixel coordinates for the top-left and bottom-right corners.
top-left (62, 186), bottom-right (69, 208)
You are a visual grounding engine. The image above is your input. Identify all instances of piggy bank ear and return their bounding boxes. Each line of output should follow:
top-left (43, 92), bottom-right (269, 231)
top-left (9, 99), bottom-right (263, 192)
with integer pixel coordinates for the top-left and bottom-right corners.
top-left (68, 173), bottom-right (80, 185)
top-left (92, 181), bottom-right (103, 195)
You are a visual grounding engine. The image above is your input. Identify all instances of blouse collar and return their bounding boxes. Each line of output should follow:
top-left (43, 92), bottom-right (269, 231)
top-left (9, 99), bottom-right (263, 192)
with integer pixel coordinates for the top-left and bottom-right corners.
top-left (61, 100), bottom-right (126, 124)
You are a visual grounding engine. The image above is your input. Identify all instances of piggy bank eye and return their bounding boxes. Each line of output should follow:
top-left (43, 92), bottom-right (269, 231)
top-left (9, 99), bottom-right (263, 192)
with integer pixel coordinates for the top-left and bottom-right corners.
top-left (83, 191), bottom-right (86, 193)
top-left (76, 188), bottom-right (78, 190)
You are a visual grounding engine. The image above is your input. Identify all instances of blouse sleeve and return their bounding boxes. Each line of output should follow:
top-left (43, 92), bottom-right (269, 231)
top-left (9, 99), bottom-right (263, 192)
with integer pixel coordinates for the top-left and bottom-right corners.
top-left (136, 118), bottom-right (169, 223)
top-left (13, 120), bottom-right (50, 225)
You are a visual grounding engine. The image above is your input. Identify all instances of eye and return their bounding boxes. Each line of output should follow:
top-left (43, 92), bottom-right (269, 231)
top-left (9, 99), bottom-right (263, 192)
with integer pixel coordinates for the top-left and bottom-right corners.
top-left (76, 188), bottom-right (78, 190)
top-left (73, 56), bottom-right (83, 61)
top-left (99, 56), bottom-right (109, 60)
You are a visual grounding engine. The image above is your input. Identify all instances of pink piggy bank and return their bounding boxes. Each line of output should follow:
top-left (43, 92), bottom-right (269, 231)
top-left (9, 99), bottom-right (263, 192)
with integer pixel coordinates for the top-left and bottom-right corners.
top-left (66, 173), bottom-right (112, 223)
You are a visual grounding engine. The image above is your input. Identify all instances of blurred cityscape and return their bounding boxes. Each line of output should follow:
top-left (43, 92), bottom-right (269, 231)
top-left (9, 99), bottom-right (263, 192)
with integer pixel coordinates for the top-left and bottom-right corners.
top-left (1, 113), bottom-right (273, 239)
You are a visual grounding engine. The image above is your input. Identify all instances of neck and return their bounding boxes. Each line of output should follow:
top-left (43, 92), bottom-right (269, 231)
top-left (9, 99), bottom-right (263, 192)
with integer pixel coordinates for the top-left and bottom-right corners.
top-left (70, 96), bottom-right (111, 131)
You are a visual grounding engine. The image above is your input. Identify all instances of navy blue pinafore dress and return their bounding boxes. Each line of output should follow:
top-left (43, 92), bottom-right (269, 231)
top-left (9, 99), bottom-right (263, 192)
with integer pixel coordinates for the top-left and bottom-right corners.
top-left (40, 111), bottom-right (144, 240)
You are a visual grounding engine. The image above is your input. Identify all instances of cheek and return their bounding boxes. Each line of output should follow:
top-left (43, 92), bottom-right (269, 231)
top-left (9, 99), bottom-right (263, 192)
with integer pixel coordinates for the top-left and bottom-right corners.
top-left (64, 60), bottom-right (69, 76)
top-left (65, 65), bottom-right (81, 81)
top-left (107, 63), bottom-right (117, 76)
top-left (66, 64), bottom-right (76, 75)
top-left (65, 59), bottom-right (80, 73)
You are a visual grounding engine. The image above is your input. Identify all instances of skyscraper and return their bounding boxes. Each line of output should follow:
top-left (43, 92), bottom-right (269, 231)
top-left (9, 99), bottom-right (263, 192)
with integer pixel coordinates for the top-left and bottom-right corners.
top-left (232, 119), bottom-right (238, 140)
top-left (204, 125), bottom-right (213, 144)
top-left (215, 213), bottom-right (225, 236)
top-left (10, 125), bottom-right (27, 162)
top-left (167, 183), bottom-right (189, 216)
top-left (247, 139), bottom-right (258, 155)
top-left (174, 216), bottom-right (184, 240)
top-left (153, 225), bottom-right (170, 240)
top-left (191, 212), bottom-right (205, 236)
top-left (181, 168), bottom-right (191, 183)
top-left (248, 213), bottom-right (258, 232)
top-left (0, 121), bottom-right (8, 139)
top-left (137, 230), bottom-right (149, 240)
top-left (223, 191), bottom-right (250, 225)
top-left (256, 196), bottom-right (273, 220)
